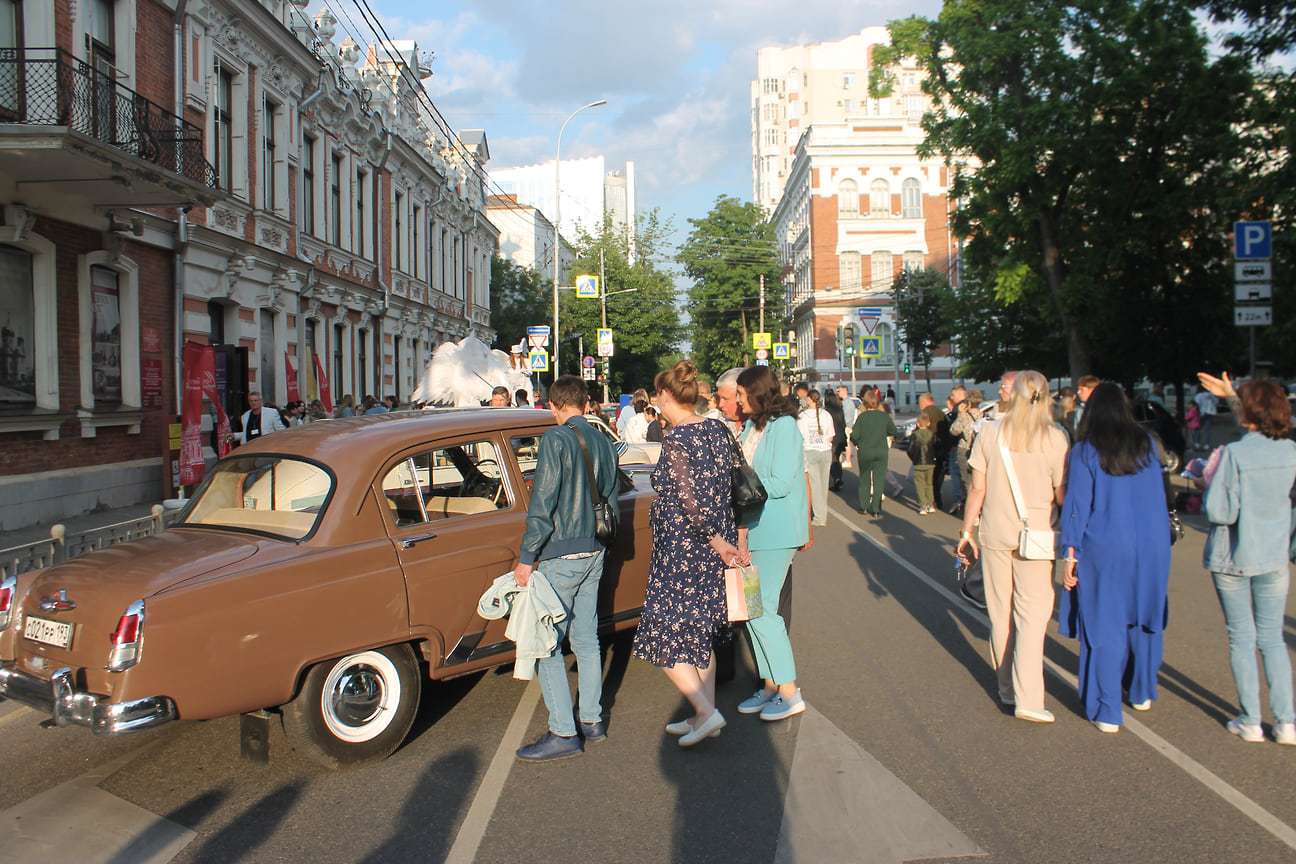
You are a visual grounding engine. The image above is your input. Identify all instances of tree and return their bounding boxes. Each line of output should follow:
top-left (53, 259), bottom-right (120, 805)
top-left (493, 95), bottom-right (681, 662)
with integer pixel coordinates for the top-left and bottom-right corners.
top-left (677, 195), bottom-right (782, 377)
top-left (893, 266), bottom-right (954, 386)
top-left (873, 1), bottom-right (1254, 383)
top-left (488, 257), bottom-right (550, 352)
top-left (559, 209), bottom-right (682, 395)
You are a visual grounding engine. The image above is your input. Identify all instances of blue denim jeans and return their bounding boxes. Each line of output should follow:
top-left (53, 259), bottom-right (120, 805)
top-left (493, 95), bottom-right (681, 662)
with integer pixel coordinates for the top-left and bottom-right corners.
top-left (1212, 570), bottom-right (1295, 725)
top-left (536, 551), bottom-right (605, 737)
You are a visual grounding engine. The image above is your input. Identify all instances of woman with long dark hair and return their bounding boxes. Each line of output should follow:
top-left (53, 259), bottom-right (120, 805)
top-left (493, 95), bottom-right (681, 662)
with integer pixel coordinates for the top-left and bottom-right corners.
top-left (797, 390), bottom-right (835, 526)
top-left (1200, 376), bottom-right (1296, 744)
top-left (1058, 382), bottom-right (1171, 733)
top-left (824, 390), bottom-right (848, 491)
top-left (734, 366), bottom-right (810, 722)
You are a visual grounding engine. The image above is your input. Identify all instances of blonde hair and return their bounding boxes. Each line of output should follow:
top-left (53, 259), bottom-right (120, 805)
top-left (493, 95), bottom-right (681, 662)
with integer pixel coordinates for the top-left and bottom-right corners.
top-left (999, 370), bottom-right (1059, 452)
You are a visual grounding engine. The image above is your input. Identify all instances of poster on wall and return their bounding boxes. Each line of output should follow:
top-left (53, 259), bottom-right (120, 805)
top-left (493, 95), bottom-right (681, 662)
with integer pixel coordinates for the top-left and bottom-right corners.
top-left (141, 358), bottom-right (163, 409)
top-left (91, 267), bottom-right (122, 404)
top-left (0, 246), bottom-right (35, 404)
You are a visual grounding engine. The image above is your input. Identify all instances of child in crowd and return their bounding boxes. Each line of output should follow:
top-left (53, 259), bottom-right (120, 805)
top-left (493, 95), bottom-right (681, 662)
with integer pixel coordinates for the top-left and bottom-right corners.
top-left (909, 412), bottom-right (937, 514)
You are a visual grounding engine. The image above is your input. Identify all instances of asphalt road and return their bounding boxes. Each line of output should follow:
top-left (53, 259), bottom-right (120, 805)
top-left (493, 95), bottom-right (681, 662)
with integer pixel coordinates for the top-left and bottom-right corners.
top-left (2, 451), bottom-right (1295, 864)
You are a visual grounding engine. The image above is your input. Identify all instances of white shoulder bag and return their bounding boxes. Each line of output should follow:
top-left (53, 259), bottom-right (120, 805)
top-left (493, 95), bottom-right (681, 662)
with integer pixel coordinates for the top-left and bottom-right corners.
top-left (999, 438), bottom-right (1056, 560)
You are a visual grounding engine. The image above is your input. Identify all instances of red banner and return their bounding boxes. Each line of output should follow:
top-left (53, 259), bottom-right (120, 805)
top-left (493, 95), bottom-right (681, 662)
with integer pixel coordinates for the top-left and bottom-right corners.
top-left (312, 353), bottom-right (333, 414)
top-left (285, 351), bottom-right (299, 402)
top-left (180, 341), bottom-right (232, 487)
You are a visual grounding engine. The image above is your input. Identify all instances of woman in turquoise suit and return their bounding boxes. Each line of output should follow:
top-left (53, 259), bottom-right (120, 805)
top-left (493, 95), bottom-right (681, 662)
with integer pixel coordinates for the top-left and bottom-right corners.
top-left (1059, 382), bottom-right (1171, 733)
top-left (734, 366), bottom-right (810, 722)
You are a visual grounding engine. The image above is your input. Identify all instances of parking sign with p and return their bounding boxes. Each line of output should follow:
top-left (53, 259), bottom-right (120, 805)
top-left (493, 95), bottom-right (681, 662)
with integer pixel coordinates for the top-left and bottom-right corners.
top-left (1235, 221), bottom-right (1272, 260)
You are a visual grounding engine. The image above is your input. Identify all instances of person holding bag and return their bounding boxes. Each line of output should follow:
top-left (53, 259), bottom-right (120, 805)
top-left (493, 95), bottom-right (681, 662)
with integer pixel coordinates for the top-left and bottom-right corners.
top-left (632, 360), bottom-right (745, 746)
top-left (1058, 383), bottom-right (1171, 733)
top-left (956, 370), bottom-right (1067, 722)
top-left (734, 365), bottom-right (810, 722)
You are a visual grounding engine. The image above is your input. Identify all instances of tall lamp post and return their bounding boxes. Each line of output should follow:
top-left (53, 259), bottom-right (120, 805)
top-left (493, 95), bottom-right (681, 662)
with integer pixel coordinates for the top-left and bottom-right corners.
top-left (552, 99), bottom-right (607, 382)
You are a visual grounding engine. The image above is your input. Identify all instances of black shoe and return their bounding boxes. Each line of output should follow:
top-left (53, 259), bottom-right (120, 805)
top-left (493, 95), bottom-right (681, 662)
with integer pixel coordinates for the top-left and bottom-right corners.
top-left (580, 720), bottom-right (608, 743)
top-left (960, 581), bottom-right (988, 611)
top-left (516, 731), bottom-right (583, 762)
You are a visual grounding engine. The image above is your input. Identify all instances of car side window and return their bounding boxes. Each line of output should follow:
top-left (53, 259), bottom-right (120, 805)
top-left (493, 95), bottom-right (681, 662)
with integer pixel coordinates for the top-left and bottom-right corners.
top-left (381, 440), bottom-right (510, 526)
top-left (510, 435), bottom-right (540, 489)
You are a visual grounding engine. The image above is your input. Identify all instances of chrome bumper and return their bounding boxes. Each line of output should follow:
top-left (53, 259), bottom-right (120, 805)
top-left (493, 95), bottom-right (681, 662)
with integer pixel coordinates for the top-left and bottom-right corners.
top-left (0, 662), bottom-right (177, 735)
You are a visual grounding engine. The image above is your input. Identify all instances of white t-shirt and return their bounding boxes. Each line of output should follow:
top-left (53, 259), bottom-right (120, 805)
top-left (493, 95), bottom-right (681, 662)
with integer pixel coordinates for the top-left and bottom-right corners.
top-left (797, 407), bottom-right (835, 452)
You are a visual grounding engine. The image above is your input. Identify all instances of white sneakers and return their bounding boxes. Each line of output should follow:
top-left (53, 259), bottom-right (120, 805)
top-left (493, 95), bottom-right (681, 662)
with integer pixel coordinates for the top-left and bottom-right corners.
top-left (679, 710), bottom-right (726, 746)
top-left (736, 688), bottom-right (806, 721)
top-left (1227, 717), bottom-right (1265, 743)
top-left (1014, 707), bottom-right (1055, 723)
top-left (1274, 723), bottom-right (1296, 745)
top-left (1092, 720), bottom-right (1120, 734)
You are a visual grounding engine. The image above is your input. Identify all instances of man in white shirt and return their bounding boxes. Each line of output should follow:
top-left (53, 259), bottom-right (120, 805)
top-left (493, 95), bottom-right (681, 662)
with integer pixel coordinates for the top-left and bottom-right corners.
top-left (237, 391), bottom-right (287, 444)
top-left (1194, 387), bottom-right (1219, 450)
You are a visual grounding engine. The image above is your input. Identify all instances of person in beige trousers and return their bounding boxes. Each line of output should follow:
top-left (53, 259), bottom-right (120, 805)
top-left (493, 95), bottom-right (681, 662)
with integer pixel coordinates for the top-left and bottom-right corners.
top-left (955, 371), bottom-right (1068, 722)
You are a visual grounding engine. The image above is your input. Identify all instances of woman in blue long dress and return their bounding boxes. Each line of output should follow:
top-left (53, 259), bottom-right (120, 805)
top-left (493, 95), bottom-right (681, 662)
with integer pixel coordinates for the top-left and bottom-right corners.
top-left (632, 360), bottom-right (744, 747)
top-left (1059, 382), bottom-right (1171, 733)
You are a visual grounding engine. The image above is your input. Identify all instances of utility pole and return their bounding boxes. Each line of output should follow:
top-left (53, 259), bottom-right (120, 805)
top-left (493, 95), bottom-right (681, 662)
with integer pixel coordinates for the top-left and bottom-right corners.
top-left (759, 274), bottom-right (765, 336)
top-left (600, 247), bottom-right (609, 403)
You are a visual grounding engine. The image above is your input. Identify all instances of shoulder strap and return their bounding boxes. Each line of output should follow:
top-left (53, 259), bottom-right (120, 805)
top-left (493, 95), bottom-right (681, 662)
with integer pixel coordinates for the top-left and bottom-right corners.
top-left (564, 421), bottom-right (603, 503)
top-left (998, 436), bottom-right (1032, 527)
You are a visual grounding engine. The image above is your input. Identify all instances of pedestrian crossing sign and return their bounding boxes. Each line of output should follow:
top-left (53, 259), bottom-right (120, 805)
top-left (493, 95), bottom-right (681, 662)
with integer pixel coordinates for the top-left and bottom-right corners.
top-left (753, 332), bottom-right (772, 350)
top-left (528, 350), bottom-right (549, 372)
top-left (860, 338), bottom-right (880, 357)
top-left (773, 342), bottom-right (790, 359)
top-left (576, 275), bottom-right (599, 298)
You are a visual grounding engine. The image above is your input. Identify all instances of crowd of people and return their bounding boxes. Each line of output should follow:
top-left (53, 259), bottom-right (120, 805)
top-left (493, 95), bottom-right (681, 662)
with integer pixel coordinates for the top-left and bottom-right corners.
top-left (502, 361), bottom-right (1296, 763)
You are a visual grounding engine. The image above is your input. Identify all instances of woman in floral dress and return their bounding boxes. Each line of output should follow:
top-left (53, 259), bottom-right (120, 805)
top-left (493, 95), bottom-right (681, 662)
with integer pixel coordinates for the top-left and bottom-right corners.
top-left (632, 359), bottom-right (746, 747)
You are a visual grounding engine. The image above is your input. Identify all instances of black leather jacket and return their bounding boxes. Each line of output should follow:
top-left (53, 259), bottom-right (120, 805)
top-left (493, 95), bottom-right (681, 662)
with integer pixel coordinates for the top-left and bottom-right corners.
top-left (519, 415), bottom-right (619, 565)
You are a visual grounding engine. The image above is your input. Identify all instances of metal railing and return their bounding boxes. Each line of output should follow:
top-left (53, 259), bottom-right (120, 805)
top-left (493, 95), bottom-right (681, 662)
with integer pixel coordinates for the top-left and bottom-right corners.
top-left (0, 47), bottom-right (218, 187)
top-left (0, 505), bottom-right (181, 580)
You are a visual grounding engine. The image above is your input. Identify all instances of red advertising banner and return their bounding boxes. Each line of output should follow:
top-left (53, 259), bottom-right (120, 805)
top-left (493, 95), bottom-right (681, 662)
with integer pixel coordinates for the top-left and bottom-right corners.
top-left (312, 353), bottom-right (333, 414)
top-left (285, 351), bottom-right (299, 402)
top-left (180, 341), bottom-right (232, 487)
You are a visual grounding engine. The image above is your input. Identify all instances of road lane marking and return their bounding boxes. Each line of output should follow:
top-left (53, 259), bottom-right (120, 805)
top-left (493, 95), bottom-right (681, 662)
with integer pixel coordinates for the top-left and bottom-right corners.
top-left (832, 504), bottom-right (1296, 855)
top-left (442, 678), bottom-right (540, 864)
top-left (776, 705), bottom-right (983, 864)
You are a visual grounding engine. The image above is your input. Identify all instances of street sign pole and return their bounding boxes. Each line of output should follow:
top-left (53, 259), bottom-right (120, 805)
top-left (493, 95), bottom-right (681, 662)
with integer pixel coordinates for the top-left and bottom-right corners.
top-left (1234, 220), bottom-right (1273, 378)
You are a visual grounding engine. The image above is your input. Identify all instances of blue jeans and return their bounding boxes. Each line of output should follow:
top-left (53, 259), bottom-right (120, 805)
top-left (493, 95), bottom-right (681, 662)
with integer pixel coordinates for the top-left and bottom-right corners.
top-left (1213, 570), bottom-right (1295, 725)
top-left (536, 552), bottom-right (605, 737)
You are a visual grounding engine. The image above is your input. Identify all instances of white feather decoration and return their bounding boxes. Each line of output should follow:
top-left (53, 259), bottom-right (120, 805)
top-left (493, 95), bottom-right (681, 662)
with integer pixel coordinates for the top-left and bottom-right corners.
top-left (411, 335), bottom-right (532, 407)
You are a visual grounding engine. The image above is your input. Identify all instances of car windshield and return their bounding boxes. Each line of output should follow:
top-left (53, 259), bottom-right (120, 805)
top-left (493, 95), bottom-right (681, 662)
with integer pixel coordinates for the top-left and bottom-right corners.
top-left (180, 456), bottom-right (333, 540)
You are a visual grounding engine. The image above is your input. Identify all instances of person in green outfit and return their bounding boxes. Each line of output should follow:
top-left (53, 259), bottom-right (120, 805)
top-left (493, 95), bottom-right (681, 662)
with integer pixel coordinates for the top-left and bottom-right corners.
top-left (850, 389), bottom-right (897, 515)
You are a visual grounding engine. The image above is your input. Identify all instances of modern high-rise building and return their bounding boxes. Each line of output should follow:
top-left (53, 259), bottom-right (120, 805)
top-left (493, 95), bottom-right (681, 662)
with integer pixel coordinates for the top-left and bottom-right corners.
top-left (490, 158), bottom-right (637, 252)
top-left (751, 27), bottom-right (930, 215)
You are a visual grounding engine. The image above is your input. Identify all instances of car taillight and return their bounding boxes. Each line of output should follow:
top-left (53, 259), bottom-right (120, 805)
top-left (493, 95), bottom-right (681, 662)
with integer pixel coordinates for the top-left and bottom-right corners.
top-left (0, 575), bottom-right (14, 630)
top-left (107, 599), bottom-right (144, 672)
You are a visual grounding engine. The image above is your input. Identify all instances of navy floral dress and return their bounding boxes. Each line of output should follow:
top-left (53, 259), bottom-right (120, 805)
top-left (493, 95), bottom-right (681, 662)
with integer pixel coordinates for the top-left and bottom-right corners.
top-left (632, 418), bottom-right (737, 667)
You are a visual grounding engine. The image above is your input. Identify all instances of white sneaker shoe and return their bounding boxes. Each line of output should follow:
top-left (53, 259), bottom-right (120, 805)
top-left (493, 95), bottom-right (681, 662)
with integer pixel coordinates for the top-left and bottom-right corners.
top-left (1227, 717), bottom-right (1265, 742)
top-left (760, 689), bottom-right (806, 721)
top-left (666, 719), bottom-right (692, 736)
top-left (1014, 707), bottom-right (1055, 723)
top-left (1130, 699), bottom-right (1152, 711)
top-left (737, 689), bottom-right (775, 714)
top-left (679, 710), bottom-right (725, 746)
top-left (1092, 720), bottom-right (1120, 733)
top-left (1274, 723), bottom-right (1296, 745)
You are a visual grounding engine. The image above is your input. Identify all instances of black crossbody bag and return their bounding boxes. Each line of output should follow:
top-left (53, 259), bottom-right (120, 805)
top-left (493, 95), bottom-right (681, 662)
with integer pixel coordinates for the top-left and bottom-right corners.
top-left (566, 421), bottom-right (617, 543)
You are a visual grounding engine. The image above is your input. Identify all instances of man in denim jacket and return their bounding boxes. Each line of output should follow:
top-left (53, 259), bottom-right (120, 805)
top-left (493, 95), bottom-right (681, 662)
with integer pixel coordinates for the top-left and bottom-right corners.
top-left (513, 375), bottom-right (618, 762)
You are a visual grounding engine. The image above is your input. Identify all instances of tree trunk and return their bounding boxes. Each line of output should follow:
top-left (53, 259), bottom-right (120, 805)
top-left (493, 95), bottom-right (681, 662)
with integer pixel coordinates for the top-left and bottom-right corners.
top-left (1035, 210), bottom-right (1093, 380)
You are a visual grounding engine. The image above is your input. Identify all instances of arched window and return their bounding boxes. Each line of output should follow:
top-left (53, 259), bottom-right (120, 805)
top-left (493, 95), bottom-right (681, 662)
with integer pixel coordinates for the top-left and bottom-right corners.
top-left (870, 179), bottom-right (890, 215)
top-left (871, 251), bottom-right (893, 291)
top-left (902, 179), bottom-right (922, 218)
top-left (837, 179), bottom-right (859, 218)
top-left (876, 322), bottom-right (895, 367)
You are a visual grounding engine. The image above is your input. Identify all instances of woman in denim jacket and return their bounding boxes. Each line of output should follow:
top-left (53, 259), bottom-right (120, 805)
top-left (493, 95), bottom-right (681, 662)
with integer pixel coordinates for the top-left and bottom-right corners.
top-left (1201, 376), bottom-right (1296, 745)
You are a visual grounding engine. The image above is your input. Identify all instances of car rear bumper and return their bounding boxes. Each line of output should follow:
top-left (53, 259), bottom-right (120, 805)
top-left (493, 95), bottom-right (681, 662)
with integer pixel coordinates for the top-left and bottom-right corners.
top-left (0, 662), bottom-right (177, 735)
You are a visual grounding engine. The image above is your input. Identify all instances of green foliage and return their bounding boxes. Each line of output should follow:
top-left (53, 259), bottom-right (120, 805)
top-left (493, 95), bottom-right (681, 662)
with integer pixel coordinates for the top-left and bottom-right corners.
top-left (894, 267), bottom-right (953, 373)
top-left (677, 195), bottom-right (783, 377)
top-left (559, 209), bottom-right (682, 395)
top-left (878, 0), bottom-right (1256, 383)
top-left (488, 257), bottom-right (550, 352)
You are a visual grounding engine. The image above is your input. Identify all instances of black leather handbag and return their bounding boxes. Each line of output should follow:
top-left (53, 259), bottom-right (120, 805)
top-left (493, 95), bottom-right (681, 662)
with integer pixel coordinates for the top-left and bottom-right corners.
top-left (723, 423), bottom-right (768, 512)
top-left (567, 422), bottom-right (617, 543)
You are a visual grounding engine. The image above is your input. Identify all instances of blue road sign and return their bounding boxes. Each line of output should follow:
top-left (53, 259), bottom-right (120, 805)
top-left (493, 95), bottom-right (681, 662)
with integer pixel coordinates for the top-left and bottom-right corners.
top-left (1235, 221), bottom-right (1272, 260)
top-left (860, 337), bottom-right (881, 357)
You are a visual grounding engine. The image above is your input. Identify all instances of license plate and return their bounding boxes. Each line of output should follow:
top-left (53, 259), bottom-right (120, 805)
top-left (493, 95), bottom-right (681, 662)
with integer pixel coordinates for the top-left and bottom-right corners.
top-left (23, 615), bottom-right (73, 650)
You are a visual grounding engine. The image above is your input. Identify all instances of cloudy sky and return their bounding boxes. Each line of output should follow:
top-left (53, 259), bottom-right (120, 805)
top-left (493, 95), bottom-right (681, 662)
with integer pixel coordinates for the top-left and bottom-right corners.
top-left (338, 0), bottom-right (945, 255)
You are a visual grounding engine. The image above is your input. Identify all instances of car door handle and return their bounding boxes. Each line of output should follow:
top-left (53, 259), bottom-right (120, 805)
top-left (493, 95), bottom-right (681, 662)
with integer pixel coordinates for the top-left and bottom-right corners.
top-left (400, 532), bottom-right (437, 549)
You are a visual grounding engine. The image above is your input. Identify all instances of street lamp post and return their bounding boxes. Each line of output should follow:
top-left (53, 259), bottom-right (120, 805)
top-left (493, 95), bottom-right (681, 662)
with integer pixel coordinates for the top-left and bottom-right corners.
top-left (552, 99), bottom-right (606, 383)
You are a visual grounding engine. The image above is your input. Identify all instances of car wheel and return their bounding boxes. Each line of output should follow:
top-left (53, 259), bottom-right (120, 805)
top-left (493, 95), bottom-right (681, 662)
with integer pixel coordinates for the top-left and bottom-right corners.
top-left (283, 644), bottom-right (421, 769)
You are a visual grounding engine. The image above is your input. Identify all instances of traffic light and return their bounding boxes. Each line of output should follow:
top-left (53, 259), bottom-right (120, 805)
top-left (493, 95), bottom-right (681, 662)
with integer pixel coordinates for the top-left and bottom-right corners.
top-left (843, 323), bottom-right (858, 360)
top-left (904, 361), bottom-right (911, 374)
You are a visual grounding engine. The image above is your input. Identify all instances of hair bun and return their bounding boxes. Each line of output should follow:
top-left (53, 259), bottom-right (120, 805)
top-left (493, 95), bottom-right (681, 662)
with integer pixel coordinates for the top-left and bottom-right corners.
top-left (676, 359), bottom-right (697, 384)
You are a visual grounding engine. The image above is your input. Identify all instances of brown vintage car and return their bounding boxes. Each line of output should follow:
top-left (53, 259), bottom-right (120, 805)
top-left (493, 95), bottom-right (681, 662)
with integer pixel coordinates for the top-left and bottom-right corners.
top-left (0, 408), bottom-right (654, 767)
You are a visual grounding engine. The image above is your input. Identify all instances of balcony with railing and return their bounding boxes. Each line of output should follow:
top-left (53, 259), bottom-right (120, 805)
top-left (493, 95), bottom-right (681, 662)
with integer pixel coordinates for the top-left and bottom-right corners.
top-left (0, 48), bottom-right (223, 208)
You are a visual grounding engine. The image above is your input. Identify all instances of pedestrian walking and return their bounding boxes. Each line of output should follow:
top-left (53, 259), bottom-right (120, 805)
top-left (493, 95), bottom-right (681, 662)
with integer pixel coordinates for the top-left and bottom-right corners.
top-left (824, 390), bottom-right (848, 491)
top-left (1198, 374), bottom-right (1296, 744)
top-left (956, 370), bottom-right (1068, 722)
top-left (632, 360), bottom-right (742, 747)
top-left (909, 412), bottom-right (937, 514)
top-left (798, 390), bottom-right (835, 526)
top-left (850, 389), bottom-right (896, 516)
top-left (1058, 382), bottom-right (1171, 733)
top-left (1194, 387), bottom-right (1219, 451)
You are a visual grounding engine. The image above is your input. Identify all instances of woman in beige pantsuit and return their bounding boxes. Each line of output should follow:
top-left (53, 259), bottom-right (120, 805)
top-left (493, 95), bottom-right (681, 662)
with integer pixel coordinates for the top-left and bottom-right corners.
top-left (955, 370), bottom-right (1068, 722)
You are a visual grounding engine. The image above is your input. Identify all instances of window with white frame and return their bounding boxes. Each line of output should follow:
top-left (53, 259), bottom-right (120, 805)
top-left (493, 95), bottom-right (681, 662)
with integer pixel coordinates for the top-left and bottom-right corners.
top-left (355, 168), bottom-right (367, 258)
top-left (89, 266), bottom-right (121, 404)
top-left (903, 251), bottom-right (924, 273)
top-left (0, 244), bottom-right (35, 405)
top-left (261, 93), bottom-right (286, 214)
top-left (394, 190), bottom-right (404, 273)
top-left (837, 179), bottom-right (859, 218)
top-left (302, 134), bottom-right (317, 235)
top-left (877, 322), bottom-right (895, 366)
top-left (211, 58), bottom-right (246, 199)
top-left (412, 204), bottom-right (422, 280)
top-left (330, 151), bottom-right (344, 246)
top-left (77, 251), bottom-right (141, 417)
top-left (843, 72), bottom-right (856, 88)
top-left (839, 251), bottom-right (862, 293)
top-left (905, 94), bottom-right (925, 119)
top-left (902, 179), bottom-right (922, 219)
top-left (870, 179), bottom-right (891, 215)
top-left (871, 251), bottom-right (893, 291)
top-left (0, 0), bottom-right (22, 119)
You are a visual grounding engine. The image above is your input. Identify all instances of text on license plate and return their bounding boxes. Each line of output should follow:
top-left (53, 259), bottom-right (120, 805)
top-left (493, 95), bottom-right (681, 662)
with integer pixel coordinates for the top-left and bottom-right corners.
top-left (23, 616), bottom-right (73, 650)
